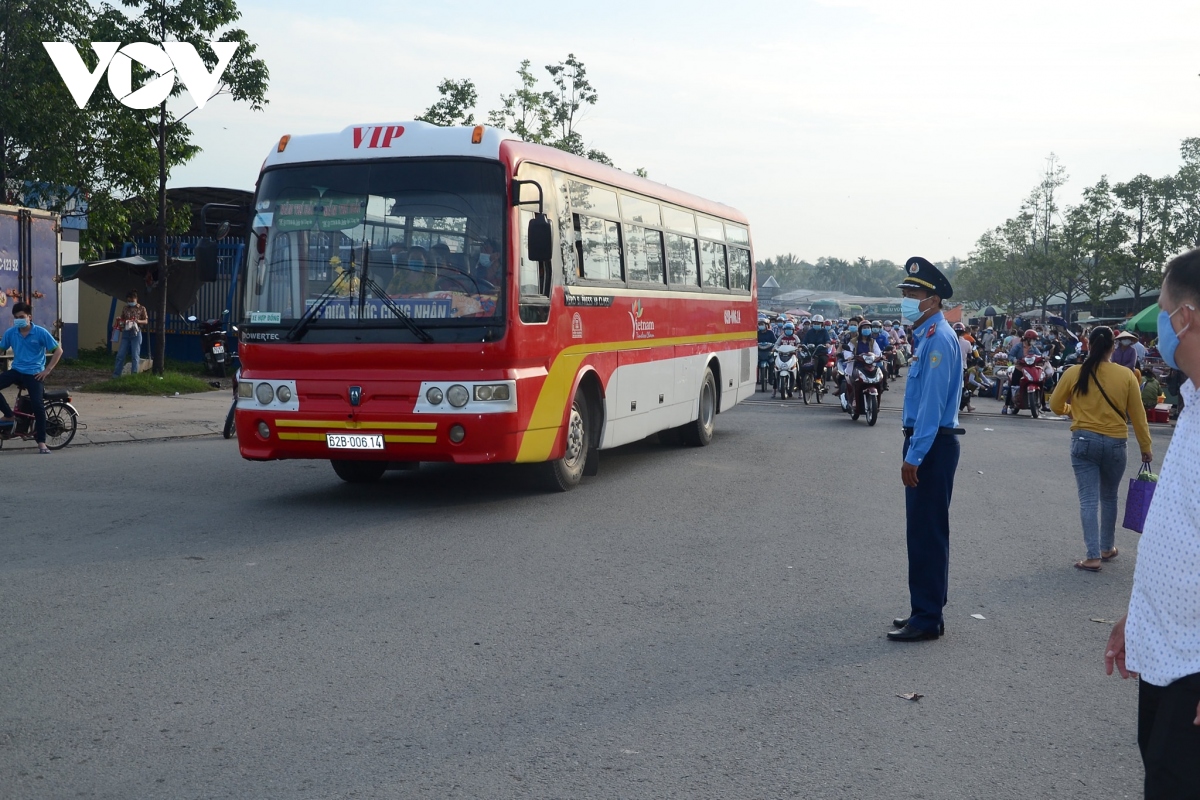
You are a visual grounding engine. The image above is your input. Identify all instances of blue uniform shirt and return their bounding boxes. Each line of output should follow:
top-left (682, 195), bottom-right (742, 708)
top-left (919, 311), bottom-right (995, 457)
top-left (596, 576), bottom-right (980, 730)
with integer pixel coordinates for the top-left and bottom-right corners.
top-left (1, 324), bottom-right (59, 375)
top-left (901, 311), bottom-right (962, 467)
top-left (874, 331), bottom-right (891, 351)
top-left (757, 328), bottom-right (777, 362)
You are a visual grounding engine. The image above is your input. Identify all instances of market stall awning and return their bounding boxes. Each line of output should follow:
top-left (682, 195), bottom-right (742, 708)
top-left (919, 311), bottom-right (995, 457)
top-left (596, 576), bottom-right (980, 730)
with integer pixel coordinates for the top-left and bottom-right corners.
top-left (60, 255), bottom-right (205, 316)
top-left (1123, 303), bottom-right (1160, 333)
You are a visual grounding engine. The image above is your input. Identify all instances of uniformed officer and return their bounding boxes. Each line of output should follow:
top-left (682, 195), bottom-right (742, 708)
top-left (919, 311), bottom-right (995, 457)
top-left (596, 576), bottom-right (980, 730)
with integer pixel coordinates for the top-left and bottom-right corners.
top-left (888, 257), bottom-right (964, 642)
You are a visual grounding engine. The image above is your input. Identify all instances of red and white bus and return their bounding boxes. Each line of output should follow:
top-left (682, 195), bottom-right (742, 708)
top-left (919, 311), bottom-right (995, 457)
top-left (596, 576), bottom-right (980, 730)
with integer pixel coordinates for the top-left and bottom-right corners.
top-left (236, 121), bottom-right (757, 488)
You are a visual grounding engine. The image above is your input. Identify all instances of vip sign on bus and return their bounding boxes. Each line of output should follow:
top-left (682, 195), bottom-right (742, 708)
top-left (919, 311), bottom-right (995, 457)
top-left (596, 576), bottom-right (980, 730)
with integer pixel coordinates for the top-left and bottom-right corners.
top-left (233, 121), bottom-right (756, 490)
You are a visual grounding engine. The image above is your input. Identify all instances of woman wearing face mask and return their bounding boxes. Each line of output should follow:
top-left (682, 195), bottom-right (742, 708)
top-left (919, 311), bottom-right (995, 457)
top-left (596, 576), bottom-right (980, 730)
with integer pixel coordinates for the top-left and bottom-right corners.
top-left (1049, 325), bottom-right (1152, 571)
top-left (1112, 330), bottom-right (1139, 372)
top-left (112, 290), bottom-right (148, 378)
top-left (838, 321), bottom-right (882, 410)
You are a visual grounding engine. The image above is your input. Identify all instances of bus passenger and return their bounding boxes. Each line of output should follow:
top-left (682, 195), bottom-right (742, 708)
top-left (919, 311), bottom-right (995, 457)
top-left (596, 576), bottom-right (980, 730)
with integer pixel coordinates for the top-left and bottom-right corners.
top-left (386, 246), bottom-right (435, 295)
top-left (473, 239), bottom-right (501, 289)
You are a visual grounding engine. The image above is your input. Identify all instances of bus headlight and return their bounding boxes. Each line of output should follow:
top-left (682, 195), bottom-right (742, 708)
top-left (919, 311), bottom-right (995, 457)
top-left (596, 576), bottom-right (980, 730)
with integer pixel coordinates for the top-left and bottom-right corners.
top-left (446, 384), bottom-right (470, 408)
top-left (239, 382), bottom-right (254, 399)
top-left (426, 386), bottom-right (444, 406)
top-left (275, 384), bottom-right (293, 404)
top-left (474, 384), bottom-right (510, 402)
top-left (255, 382), bottom-right (275, 405)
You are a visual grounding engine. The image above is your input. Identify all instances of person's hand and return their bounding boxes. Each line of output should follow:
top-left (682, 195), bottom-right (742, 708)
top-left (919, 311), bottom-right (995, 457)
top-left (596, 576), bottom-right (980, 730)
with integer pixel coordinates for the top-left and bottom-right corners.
top-left (1142, 451), bottom-right (1153, 464)
top-left (901, 462), bottom-right (919, 488)
top-left (1105, 614), bottom-right (1137, 679)
top-left (34, 369), bottom-right (49, 382)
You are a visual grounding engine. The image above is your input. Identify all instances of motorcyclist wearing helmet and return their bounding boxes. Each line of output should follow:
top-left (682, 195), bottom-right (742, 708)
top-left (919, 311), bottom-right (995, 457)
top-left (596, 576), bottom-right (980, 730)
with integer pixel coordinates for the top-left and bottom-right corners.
top-left (953, 322), bottom-right (972, 369)
top-left (757, 317), bottom-right (777, 352)
top-left (1004, 329), bottom-right (1046, 411)
top-left (803, 314), bottom-right (834, 347)
top-left (838, 320), bottom-right (883, 409)
top-left (871, 320), bottom-right (890, 352)
top-left (777, 321), bottom-right (801, 349)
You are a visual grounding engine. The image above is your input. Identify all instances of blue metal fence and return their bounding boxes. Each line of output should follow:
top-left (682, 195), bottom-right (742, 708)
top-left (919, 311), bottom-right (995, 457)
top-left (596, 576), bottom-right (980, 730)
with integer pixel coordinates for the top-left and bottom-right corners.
top-left (117, 238), bottom-right (244, 362)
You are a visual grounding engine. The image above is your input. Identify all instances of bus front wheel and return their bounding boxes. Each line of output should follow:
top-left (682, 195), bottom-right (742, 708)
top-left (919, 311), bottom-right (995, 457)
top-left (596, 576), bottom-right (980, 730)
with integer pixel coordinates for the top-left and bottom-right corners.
top-left (331, 459), bottom-right (387, 484)
top-left (542, 393), bottom-right (589, 492)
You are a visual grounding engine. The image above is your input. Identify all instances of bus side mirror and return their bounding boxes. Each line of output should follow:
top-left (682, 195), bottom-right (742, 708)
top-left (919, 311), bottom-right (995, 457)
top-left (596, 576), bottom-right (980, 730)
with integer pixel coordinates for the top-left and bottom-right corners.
top-left (195, 238), bottom-right (219, 282)
top-left (527, 213), bottom-right (552, 263)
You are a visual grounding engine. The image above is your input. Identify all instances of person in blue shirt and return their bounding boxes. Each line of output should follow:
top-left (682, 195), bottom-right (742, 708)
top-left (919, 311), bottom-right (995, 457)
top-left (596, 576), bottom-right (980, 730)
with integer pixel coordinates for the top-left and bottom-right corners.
top-left (756, 319), bottom-right (776, 387)
top-left (0, 302), bottom-right (63, 454)
top-left (888, 258), bottom-right (964, 642)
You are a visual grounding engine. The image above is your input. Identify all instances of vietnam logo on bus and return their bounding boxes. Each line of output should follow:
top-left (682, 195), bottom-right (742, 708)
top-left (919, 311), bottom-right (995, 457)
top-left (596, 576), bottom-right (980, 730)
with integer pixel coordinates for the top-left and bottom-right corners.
top-left (629, 299), bottom-right (655, 339)
top-left (571, 312), bottom-right (583, 339)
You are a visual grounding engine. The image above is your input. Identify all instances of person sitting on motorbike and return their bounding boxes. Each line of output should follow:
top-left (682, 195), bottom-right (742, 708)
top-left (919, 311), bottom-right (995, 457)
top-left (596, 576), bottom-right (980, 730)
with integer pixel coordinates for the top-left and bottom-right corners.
top-left (803, 315), bottom-right (833, 347)
top-left (757, 318), bottom-right (777, 361)
top-left (1005, 330), bottom-right (1048, 411)
top-left (838, 322), bottom-right (883, 408)
top-left (0, 302), bottom-right (63, 454)
top-left (962, 357), bottom-right (994, 412)
top-left (776, 321), bottom-right (801, 349)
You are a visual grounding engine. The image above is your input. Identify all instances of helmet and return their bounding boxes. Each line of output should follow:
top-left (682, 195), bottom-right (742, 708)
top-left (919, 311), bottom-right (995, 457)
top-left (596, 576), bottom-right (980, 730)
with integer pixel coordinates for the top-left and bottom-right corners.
top-left (783, 322), bottom-right (794, 332)
top-left (953, 322), bottom-right (966, 332)
top-left (812, 314), bottom-right (824, 324)
top-left (871, 320), bottom-right (882, 327)
top-left (1023, 329), bottom-right (1039, 340)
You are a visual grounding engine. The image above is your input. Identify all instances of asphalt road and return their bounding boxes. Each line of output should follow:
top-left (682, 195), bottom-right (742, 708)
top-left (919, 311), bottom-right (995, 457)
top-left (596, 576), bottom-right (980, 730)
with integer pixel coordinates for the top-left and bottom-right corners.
top-left (1, 392), bottom-right (1172, 799)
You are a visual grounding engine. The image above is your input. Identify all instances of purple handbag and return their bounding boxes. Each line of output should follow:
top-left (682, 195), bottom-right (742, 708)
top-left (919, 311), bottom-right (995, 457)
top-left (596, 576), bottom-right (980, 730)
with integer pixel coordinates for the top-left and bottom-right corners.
top-left (1122, 464), bottom-right (1157, 533)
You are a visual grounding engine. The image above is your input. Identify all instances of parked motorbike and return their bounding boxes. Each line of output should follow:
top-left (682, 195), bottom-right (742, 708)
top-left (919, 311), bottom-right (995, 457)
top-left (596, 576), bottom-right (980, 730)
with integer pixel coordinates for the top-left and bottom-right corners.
top-left (189, 311), bottom-right (230, 377)
top-left (773, 344), bottom-right (800, 400)
top-left (1004, 354), bottom-right (1047, 417)
top-left (849, 352), bottom-right (883, 425)
top-left (757, 341), bottom-right (776, 392)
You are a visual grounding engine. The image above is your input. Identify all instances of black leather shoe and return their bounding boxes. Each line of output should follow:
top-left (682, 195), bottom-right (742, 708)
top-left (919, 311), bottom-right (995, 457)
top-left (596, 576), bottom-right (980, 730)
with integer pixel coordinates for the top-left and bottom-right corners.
top-left (887, 624), bottom-right (941, 641)
top-left (892, 616), bottom-right (945, 635)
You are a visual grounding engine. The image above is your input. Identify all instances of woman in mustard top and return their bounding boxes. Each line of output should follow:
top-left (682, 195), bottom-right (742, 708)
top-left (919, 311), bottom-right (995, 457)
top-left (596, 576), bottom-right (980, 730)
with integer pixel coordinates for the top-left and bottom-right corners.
top-left (1050, 326), bottom-right (1153, 572)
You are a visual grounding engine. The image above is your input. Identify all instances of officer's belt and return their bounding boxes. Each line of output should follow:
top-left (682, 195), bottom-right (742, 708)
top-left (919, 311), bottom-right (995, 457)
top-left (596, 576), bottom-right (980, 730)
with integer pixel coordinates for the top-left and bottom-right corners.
top-left (902, 426), bottom-right (966, 437)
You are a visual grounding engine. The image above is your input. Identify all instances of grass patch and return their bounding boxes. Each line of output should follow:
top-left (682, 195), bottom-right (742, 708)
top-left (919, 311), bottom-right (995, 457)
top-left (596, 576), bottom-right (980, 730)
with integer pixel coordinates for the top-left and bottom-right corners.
top-left (64, 345), bottom-right (208, 375)
top-left (81, 371), bottom-right (216, 395)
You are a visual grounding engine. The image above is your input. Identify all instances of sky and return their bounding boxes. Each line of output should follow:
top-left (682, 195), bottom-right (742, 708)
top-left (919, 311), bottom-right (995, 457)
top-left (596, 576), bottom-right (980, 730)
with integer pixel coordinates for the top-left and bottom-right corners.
top-left (167, 0), bottom-right (1200, 264)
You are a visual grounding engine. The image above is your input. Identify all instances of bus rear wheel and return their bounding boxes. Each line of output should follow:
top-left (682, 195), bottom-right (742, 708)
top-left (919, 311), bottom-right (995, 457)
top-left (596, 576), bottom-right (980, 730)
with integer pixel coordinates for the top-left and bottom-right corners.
top-left (542, 392), bottom-right (589, 492)
top-left (681, 367), bottom-right (717, 447)
top-left (331, 459), bottom-right (387, 484)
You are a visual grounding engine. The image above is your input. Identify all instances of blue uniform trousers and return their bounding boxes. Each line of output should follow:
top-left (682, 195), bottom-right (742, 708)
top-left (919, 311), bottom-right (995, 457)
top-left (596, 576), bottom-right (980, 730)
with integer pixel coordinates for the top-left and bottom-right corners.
top-left (902, 433), bottom-right (960, 631)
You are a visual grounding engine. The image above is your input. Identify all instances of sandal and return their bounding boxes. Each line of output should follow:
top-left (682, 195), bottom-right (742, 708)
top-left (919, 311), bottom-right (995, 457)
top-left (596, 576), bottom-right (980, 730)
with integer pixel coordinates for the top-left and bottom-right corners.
top-left (1101, 548), bottom-right (1119, 562)
top-left (37, 445), bottom-right (51, 454)
top-left (1074, 560), bottom-right (1102, 572)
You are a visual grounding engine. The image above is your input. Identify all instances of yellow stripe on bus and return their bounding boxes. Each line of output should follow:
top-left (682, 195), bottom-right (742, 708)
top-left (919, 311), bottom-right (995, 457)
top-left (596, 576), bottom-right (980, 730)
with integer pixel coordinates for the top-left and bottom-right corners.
top-left (514, 331), bottom-right (754, 463)
top-left (278, 432), bottom-right (437, 444)
top-left (275, 419), bottom-right (437, 430)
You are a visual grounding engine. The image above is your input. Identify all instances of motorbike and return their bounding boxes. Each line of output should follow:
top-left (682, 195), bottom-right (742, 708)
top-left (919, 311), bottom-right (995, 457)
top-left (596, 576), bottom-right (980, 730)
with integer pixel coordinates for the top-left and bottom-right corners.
top-left (0, 386), bottom-right (81, 450)
top-left (223, 339), bottom-right (240, 440)
top-left (848, 352), bottom-right (884, 426)
top-left (884, 346), bottom-right (902, 379)
top-left (1004, 354), bottom-right (1048, 417)
top-left (799, 344), bottom-right (828, 405)
top-left (189, 311), bottom-right (231, 377)
top-left (757, 340), bottom-right (776, 392)
top-left (773, 344), bottom-right (800, 400)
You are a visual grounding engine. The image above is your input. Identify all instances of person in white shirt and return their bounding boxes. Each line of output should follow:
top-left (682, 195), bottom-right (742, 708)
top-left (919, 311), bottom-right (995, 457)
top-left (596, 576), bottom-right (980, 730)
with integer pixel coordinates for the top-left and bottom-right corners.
top-left (1105, 248), bottom-right (1200, 798)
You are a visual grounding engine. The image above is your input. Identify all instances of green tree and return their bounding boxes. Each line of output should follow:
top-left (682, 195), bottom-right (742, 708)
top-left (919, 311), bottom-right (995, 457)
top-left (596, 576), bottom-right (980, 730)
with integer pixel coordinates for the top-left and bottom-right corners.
top-left (415, 78), bottom-right (477, 127)
top-left (110, 0), bottom-right (268, 373)
top-left (1113, 174), bottom-right (1171, 303)
top-left (1170, 138), bottom-right (1200, 251)
top-left (1076, 176), bottom-right (1124, 306)
top-left (487, 60), bottom-right (553, 144)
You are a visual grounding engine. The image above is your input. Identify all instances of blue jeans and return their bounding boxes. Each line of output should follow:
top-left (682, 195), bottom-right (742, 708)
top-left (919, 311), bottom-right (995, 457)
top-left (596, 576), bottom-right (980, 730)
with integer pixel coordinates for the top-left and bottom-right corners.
top-left (1069, 429), bottom-right (1127, 560)
top-left (114, 331), bottom-right (142, 377)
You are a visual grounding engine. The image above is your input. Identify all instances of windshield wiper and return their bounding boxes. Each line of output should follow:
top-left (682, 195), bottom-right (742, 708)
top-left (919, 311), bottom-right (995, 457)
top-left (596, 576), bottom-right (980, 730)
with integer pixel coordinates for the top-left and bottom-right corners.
top-left (359, 272), bottom-right (435, 343)
top-left (285, 268), bottom-right (352, 342)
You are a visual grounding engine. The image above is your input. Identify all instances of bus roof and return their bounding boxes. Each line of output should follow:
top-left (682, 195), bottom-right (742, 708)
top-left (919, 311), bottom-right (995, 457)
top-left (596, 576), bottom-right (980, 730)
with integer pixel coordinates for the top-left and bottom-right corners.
top-left (261, 122), bottom-right (749, 226)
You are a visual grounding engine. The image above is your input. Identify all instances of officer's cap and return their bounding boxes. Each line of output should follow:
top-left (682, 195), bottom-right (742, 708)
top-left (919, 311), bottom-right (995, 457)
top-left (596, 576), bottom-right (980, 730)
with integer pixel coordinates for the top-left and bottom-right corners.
top-left (897, 256), bottom-right (954, 300)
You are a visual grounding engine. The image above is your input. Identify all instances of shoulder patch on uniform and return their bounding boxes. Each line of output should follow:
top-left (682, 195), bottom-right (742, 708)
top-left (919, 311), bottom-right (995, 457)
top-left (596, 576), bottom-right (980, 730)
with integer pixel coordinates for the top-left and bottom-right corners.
top-left (929, 351), bottom-right (942, 368)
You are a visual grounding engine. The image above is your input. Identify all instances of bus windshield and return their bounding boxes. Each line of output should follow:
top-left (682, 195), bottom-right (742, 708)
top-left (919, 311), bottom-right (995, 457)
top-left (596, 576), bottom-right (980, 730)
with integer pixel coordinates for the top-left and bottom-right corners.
top-left (244, 159), bottom-right (506, 330)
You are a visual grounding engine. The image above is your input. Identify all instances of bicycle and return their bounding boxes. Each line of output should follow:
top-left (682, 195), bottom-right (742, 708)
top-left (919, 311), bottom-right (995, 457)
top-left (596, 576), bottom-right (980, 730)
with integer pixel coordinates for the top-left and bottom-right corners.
top-left (0, 386), bottom-right (81, 451)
